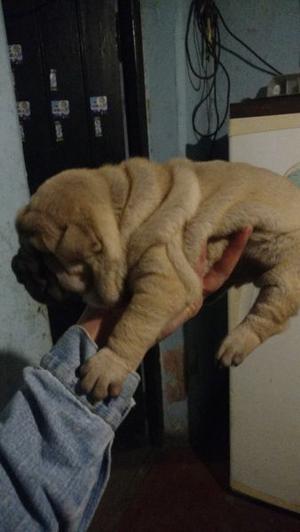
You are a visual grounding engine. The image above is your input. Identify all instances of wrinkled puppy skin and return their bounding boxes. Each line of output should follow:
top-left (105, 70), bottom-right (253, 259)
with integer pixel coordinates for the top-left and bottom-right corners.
top-left (13, 157), bottom-right (300, 399)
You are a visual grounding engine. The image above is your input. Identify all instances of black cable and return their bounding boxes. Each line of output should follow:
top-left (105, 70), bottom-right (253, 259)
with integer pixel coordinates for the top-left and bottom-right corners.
top-left (186, 0), bottom-right (283, 143)
top-left (185, 2), bottom-right (216, 82)
top-left (188, 2), bottom-right (231, 139)
top-left (186, 1), bottom-right (230, 139)
top-left (220, 44), bottom-right (281, 77)
top-left (215, 5), bottom-right (282, 76)
top-left (192, 60), bottom-right (230, 138)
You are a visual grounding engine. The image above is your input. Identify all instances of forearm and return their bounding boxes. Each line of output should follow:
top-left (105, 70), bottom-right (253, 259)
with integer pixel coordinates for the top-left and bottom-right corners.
top-left (0, 326), bottom-right (139, 532)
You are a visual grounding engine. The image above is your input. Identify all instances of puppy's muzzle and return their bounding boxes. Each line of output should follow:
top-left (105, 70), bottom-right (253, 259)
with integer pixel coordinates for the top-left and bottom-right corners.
top-left (12, 247), bottom-right (82, 306)
top-left (12, 247), bottom-right (50, 303)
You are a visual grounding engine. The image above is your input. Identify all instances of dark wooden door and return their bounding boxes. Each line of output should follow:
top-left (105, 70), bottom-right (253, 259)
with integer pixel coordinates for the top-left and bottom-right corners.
top-left (3, 0), bottom-right (159, 447)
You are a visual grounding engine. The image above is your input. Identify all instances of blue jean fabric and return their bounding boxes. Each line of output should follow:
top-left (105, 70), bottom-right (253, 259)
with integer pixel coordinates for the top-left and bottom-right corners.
top-left (0, 326), bottom-right (140, 532)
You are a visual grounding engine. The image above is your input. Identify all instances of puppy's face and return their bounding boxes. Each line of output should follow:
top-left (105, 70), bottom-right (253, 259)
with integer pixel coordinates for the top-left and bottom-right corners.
top-left (12, 238), bottom-right (92, 305)
top-left (12, 169), bottom-right (126, 308)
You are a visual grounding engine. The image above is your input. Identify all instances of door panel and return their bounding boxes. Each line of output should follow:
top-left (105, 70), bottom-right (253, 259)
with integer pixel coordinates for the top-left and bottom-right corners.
top-left (3, 0), bottom-right (153, 447)
top-left (78, 0), bottom-right (126, 166)
top-left (229, 100), bottom-right (300, 512)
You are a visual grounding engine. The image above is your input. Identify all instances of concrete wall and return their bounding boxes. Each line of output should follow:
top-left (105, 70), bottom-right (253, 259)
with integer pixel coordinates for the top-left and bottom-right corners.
top-left (140, 0), bottom-right (187, 161)
top-left (0, 4), bottom-right (51, 409)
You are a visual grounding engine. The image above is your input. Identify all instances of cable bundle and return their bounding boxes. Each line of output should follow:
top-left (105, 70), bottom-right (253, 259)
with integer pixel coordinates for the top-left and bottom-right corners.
top-left (185, 0), bottom-right (283, 141)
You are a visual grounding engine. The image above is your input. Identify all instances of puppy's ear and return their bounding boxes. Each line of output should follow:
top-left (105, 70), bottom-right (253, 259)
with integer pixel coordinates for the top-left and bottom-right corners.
top-left (16, 208), bottom-right (61, 253)
top-left (56, 219), bottom-right (125, 305)
top-left (86, 206), bottom-right (126, 305)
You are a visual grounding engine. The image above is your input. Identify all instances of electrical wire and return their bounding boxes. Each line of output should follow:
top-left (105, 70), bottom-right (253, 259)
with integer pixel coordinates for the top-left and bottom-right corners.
top-left (220, 44), bottom-right (280, 77)
top-left (215, 5), bottom-right (282, 76)
top-left (186, 0), bottom-right (283, 141)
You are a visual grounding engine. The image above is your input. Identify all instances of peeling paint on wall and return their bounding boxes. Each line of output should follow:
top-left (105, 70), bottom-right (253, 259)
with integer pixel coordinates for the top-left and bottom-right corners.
top-left (0, 6), bottom-right (52, 410)
top-left (161, 347), bottom-right (186, 403)
top-left (159, 332), bottom-right (188, 440)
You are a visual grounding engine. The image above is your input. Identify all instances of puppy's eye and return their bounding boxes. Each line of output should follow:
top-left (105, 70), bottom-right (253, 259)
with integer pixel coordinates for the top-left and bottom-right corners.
top-left (91, 237), bottom-right (102, 255)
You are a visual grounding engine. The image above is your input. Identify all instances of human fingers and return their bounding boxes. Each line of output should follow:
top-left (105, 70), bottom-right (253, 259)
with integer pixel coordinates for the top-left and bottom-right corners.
top-left (203, 226), bottom-right (252, 296)
top-left (77, 306), bottom-right (125, 345)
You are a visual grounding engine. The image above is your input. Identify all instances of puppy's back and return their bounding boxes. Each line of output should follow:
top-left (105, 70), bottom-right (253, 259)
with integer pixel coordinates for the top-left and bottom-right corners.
top-left (192, 160), bottom-right (300, 234)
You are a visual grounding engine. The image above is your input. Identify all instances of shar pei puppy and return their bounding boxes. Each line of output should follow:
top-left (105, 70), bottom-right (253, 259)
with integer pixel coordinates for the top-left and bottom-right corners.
top-left (12, 158), bottom-right (300, 399)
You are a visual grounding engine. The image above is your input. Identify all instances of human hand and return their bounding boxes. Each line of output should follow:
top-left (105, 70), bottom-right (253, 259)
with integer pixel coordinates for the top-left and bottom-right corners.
top-left (78, 227), bottom-right (252, 345)
top-left (77, 305), bottom-right (125, 346)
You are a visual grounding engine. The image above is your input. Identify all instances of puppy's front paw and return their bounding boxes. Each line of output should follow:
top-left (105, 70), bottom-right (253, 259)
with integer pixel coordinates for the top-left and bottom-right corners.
top-left (216, 328), bottom-right (260, 368)
top-left (79, 347), bottom-right (130, 401)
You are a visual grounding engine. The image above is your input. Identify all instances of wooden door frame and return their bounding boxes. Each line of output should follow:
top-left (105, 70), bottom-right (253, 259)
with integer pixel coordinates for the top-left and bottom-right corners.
top-left (117, 0), bottom-right (164, 446)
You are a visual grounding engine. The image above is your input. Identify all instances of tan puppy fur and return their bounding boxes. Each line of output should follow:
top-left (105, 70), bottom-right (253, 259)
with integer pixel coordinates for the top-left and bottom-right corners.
top-left (12, 158), bottom-right (300, 399)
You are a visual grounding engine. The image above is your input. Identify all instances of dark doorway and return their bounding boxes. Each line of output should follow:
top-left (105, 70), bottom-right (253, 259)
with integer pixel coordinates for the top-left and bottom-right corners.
top-left (3, 0), bottom-right (162, 448)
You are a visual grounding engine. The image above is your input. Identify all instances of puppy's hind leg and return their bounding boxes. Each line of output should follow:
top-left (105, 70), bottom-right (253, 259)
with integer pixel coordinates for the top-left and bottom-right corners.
top-left (217, 265), bottom-right (300, 367)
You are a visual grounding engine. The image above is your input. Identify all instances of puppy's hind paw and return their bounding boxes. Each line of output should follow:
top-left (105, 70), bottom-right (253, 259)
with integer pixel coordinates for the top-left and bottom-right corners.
top-left (216, 328), bottom-right (260, 368)
top-left (216, 342), bottom-right (244, 368)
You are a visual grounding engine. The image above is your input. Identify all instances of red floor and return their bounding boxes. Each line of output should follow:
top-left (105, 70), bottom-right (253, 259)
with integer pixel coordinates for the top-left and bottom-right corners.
top-left (90, 447), bottom-right (300, 532)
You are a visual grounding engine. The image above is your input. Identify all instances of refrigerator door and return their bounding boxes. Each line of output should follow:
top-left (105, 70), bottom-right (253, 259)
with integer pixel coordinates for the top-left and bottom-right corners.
top-left (229, 110), bottom-right (300, 513)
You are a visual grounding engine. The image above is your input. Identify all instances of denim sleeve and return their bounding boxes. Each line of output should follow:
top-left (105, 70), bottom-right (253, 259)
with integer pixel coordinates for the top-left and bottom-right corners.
top-left (0, 326), bottom-right (140, 532)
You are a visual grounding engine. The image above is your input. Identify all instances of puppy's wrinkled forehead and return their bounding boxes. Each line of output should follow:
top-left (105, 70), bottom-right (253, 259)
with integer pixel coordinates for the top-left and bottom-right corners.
top-left (16, 169), bottom-right (110, 253)
top-left (16, 167), bottom-right (123, 282)
top-left (27, 169), bottom-right (109, 222)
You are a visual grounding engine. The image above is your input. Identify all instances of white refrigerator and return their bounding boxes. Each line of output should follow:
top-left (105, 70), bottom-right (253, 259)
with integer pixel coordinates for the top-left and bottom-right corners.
top-left (229, 99), bottom-right (300, 513)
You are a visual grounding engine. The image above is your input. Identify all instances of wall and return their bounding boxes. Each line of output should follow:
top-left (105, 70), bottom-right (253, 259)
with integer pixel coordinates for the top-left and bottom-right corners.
top-left (0, 3), bottom-right (51, 409)
top-left (140, 0), bottom-right (187, 161)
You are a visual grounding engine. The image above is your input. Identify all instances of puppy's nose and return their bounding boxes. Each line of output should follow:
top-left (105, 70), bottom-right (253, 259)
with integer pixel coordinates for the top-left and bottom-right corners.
top-left (11, 249), bottom-right (47, 302)
top-left (11, 252), bottom-right (26, 283)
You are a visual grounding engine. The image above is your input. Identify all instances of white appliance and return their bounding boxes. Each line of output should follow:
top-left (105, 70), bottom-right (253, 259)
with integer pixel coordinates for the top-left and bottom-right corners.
top-left (229, 99), bottom-right (300, 513)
